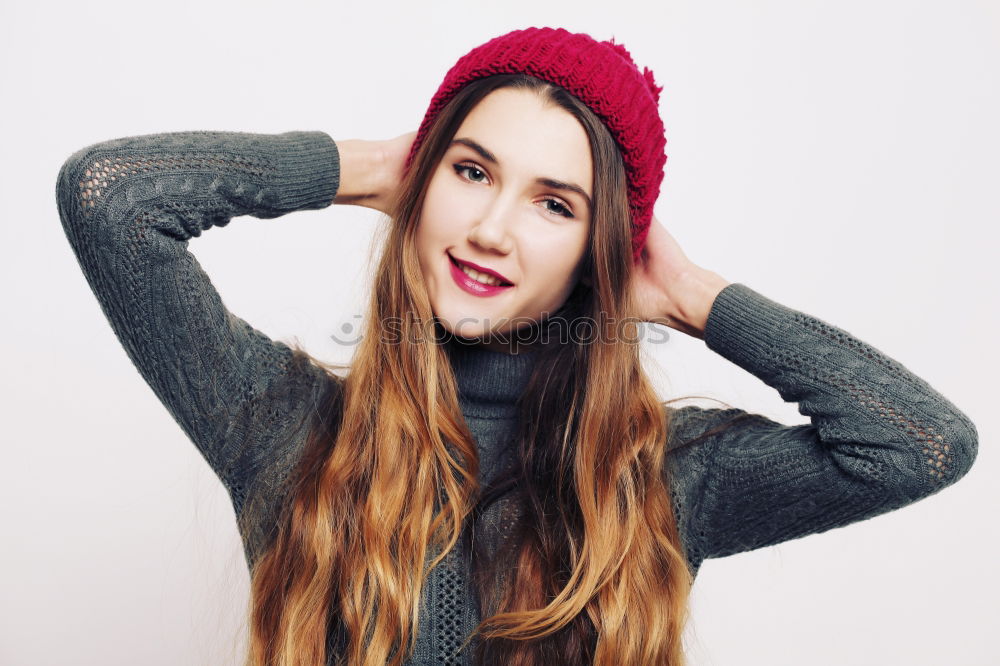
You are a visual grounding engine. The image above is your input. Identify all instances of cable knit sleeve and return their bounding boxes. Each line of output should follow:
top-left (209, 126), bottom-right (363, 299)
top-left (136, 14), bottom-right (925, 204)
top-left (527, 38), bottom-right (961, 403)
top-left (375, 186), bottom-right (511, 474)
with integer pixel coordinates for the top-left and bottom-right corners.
top-left (54, 130), bottom-right (341, 517)
top-left (664, 283), bottom-right (978, 578)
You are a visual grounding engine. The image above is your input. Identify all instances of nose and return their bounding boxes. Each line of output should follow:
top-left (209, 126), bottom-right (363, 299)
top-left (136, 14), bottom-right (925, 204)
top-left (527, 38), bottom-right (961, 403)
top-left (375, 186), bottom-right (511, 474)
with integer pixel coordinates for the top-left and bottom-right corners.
top-left (467, 195), bottom-right (514, 254)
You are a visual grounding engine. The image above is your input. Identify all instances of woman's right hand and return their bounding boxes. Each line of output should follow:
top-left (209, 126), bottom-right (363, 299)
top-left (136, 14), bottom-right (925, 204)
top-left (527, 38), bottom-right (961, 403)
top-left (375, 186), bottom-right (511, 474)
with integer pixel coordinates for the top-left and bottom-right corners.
top-left (333, 131), bottom-right (417, 215)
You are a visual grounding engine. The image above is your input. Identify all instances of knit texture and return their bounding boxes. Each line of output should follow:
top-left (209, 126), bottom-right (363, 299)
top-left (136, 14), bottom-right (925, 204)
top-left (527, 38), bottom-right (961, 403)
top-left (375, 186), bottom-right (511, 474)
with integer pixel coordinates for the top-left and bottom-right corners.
top-left (406, 26), bottom-right (667, 261)
top-left (56, 130), bottom-right (979, 665)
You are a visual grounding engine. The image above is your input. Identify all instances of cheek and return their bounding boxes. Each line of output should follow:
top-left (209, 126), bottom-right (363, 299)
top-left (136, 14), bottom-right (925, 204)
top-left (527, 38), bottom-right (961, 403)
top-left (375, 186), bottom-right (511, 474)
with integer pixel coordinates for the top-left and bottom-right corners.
top-left (417, 182), bottom-right (459, 244)
top-left (415, 195), bottom-right (445, 251)
top-left (527, 236), bottom-right (587, 293)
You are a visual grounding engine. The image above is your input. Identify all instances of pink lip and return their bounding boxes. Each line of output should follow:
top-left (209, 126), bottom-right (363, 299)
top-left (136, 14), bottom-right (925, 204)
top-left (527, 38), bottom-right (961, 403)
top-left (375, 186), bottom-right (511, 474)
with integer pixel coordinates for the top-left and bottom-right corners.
top-left (448, 253), bottom-right (515, 297)
top-left (448, 252), bottom-right (513, 285)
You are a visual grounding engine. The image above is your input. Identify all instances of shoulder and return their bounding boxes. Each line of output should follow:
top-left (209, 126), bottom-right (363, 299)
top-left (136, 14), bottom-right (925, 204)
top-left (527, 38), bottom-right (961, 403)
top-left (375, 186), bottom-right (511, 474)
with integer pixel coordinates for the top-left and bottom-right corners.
top-left (664, 403), bottom-right (773, 453)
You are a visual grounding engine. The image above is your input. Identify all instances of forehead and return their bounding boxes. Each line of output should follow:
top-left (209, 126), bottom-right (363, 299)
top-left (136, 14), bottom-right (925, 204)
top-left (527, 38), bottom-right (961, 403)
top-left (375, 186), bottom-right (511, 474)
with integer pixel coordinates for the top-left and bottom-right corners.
top-left (453, 87), bottom-right (593, 194)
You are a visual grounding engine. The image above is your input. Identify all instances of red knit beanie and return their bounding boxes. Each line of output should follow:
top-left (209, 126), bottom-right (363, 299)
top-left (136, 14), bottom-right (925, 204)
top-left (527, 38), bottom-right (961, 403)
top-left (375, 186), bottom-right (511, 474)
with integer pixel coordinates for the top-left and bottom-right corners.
top-left (405, 26), bottom-right (667, 262)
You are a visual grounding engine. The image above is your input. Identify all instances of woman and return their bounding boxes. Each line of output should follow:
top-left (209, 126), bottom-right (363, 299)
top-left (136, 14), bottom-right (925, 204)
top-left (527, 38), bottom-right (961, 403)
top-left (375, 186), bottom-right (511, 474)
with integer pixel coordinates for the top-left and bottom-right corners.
top-left (55, 26), bottom-right (977, 666)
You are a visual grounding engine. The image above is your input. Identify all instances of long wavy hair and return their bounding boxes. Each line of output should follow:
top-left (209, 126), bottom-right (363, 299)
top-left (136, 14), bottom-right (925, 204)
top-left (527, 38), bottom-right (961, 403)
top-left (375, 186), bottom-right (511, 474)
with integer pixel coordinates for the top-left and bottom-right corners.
top-left (241, 73), bottom-right (746, 665)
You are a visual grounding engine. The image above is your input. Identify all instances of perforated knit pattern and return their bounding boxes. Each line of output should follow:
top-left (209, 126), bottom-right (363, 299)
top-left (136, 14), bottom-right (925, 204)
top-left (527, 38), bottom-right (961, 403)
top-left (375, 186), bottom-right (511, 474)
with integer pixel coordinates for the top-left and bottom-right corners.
top-left (436, 557), bottom-right (466, 664)
top-left (56, 130), bottom-right (978, 664)
top-left (777, 346), bottom-right (955, 482)
top-left (76, 153), bottom-right (269, 215)
top-left (789, 314), bottom-right (956, 481)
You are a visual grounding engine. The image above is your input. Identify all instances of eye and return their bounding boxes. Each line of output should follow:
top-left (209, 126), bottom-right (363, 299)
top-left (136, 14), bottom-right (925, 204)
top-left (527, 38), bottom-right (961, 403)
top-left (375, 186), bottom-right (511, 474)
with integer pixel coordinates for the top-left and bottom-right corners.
top-left (541, 198), bottom-right (574, 219)
top-left (453, 163), bottom-right (489, 184)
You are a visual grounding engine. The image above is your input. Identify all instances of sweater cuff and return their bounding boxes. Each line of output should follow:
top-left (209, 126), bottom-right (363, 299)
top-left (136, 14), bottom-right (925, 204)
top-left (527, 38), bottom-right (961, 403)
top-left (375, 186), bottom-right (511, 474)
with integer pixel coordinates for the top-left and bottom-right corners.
top-left (268, 131), bottom-right (341, 212)
top-left (703, 282), bottom-right (798, 382)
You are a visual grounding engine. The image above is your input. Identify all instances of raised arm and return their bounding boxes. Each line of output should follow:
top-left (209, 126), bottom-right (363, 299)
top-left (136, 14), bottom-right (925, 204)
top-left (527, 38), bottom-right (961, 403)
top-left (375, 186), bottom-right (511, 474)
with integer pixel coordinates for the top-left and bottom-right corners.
top-left (55, 130), bottom-right (343, 516)
top-left (664, 283), bottom-right (979, 578)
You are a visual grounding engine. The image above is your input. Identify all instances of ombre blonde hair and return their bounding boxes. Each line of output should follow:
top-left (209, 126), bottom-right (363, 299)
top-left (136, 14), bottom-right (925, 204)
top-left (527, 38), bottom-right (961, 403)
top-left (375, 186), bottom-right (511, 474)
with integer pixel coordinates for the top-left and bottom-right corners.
top-left (243, 74), bottom-right (711, 665)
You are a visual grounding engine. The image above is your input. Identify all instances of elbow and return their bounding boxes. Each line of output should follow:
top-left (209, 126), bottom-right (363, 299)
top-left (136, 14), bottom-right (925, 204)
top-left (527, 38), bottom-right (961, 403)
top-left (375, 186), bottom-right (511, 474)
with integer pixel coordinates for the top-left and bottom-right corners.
top-left (948, 414), bottom-right (979, 483)
top-left (56, 138), bottom-right (117, 206)
top-left (886, 409), bottom-right (978, 502)
top-left (56, 155), bottom-right (75, 210)
top-left (56, 156), bottom-right (81, 239)
top-left (57, 141), bottom-right (119, 236)
top-left (56, 147), bottom-right (95, 224)
top-left (921, 409), bottom-right (979, 492)
top-left (57, 145), bottom-right (94, 192)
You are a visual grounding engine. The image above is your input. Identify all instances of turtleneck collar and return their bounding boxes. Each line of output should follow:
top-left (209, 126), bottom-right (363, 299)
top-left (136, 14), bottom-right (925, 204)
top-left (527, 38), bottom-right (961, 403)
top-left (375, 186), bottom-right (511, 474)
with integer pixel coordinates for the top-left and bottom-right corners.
top-left (441, 336), bottom-right (537, 419)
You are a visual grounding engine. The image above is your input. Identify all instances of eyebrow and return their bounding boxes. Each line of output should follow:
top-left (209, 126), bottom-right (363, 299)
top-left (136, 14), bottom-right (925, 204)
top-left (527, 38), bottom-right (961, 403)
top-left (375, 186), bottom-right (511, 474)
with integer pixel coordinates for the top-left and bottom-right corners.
top-left (450, 137), bottom-right (593, 211)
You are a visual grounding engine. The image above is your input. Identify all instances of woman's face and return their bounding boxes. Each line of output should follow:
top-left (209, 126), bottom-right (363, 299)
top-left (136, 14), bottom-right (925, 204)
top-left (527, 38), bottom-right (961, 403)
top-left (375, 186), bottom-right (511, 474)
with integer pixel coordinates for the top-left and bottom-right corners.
top-left (415, 87), bottom-right (593, 352)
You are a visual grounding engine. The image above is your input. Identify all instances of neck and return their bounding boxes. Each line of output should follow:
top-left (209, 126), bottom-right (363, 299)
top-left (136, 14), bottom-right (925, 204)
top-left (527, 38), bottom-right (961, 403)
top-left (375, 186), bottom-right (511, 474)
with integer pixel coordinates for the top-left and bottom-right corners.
top-left (441, 336), bottom-right (537, 418)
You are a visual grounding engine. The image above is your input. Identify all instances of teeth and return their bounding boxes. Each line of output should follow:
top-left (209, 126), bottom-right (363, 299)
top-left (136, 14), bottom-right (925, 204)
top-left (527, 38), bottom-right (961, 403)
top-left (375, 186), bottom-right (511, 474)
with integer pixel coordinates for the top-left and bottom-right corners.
top-left (460, 263), bottom-right (504, 286)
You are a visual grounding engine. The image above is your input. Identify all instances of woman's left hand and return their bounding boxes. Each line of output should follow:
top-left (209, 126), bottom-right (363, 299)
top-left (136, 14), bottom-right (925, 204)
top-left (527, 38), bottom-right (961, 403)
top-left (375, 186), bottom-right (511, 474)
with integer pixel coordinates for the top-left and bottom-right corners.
top-left (629, 215), bottom-right (732, 340)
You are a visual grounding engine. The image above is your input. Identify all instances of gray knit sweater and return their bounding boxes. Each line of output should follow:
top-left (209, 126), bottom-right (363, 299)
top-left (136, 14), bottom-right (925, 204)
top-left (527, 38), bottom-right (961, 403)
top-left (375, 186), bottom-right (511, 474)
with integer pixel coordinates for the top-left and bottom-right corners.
top-left (55, 130), bottom-right (978, 665)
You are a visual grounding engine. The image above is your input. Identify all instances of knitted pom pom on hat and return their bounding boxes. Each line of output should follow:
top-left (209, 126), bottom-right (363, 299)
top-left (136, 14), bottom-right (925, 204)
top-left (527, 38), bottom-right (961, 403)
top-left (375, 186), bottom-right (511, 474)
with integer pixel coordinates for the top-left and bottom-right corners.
top-left (406, 26), bottom-right (667, 262)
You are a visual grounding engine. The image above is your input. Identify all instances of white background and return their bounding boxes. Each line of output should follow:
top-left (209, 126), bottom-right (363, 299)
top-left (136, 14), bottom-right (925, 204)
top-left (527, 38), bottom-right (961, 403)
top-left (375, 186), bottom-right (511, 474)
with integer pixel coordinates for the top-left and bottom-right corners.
top-left (3, 0), bottom-right (997, 664)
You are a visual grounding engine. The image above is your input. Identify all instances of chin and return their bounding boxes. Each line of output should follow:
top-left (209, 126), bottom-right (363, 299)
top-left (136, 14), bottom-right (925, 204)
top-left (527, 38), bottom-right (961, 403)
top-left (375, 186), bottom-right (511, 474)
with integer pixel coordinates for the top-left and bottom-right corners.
top-left (432, 310), bottom-right (480, 338)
